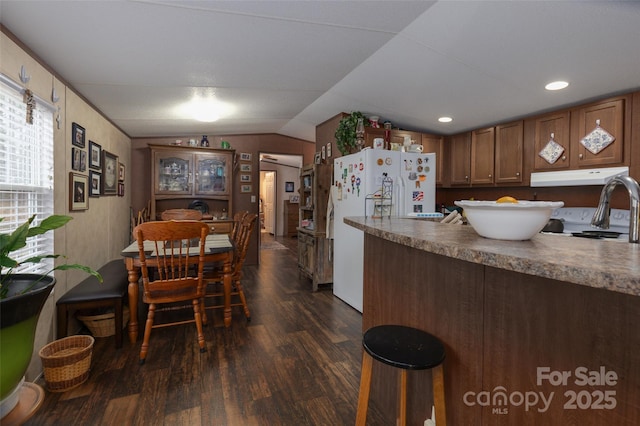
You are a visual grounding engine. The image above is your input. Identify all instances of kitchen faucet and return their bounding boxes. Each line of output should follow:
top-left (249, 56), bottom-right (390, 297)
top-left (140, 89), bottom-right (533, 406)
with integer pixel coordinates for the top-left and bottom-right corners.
top-left (591, 175), bottom-right (640, 243)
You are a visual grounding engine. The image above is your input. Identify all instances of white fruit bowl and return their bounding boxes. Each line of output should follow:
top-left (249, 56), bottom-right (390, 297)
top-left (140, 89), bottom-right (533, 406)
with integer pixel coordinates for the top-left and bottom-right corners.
top-left (454, 200), bottom-right (564, 241)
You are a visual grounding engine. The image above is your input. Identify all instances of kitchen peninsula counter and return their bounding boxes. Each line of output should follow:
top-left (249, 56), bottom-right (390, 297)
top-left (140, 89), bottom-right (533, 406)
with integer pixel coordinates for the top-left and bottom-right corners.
top-left (345, 217), bottom-right (640, 425)
top-left (345, 217), bottom-right (640, 297)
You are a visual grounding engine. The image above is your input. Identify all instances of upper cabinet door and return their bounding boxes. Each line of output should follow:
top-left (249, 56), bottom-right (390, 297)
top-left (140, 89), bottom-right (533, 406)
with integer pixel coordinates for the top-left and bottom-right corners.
top-left (495, 121), bottom-right (523, 184)
top-left (154, 152), bottom-right (192, 195)
top-left (572, 98), bottom-right (625, 167)
top-left (195, 153), bottom-right (231, 196)
top-left (449, 132), bottom-right (471, 186)
top-left (533, 112), bottom-right (570, 171)
top-left (471, 127), bottom-right (495, 185)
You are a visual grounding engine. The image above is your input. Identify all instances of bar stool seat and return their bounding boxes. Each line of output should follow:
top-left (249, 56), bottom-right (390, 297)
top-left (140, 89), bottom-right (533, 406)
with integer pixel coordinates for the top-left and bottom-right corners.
top-left (356, 324), bottom-right (446, 426)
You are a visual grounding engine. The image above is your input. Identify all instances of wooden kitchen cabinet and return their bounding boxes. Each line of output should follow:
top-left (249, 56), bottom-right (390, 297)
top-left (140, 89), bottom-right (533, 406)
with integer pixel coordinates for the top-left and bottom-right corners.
top-left (530, 95), bottom-right (629, 172)
top-left (149, 144), bottom-right (233, 222)
top-left (571, 97), bottom-right (626, 167)
top-left (440, 92), bottom-right (633, 188)
top-left (364, 128), bottom-right (422, 150)
top-left (449, 132), bottom-right (472, 186)
top-left (297, 228), bottom-right (332, 291)
top-left (470, 127), bottom-right (495, 185)
top-left (422, 133), bottom-right (444, 185)
top-left (448, 123), bottom-right (522, 186)
top-left (532, 111), bottom-right (571, 171)
top-left (298, 163), bottom-right (332, 290)
top-left (495, 120), bottom-right (523, 184)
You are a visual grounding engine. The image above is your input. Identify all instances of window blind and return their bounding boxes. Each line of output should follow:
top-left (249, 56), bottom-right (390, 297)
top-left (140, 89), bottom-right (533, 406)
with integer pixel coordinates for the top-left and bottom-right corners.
top-left (0, 74), bottom-right (55, 275)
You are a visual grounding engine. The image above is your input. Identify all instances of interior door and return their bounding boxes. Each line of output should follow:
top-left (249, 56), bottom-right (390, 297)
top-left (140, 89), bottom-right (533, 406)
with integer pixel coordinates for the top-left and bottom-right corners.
top-left (264, 171), bottom-right (275, 234)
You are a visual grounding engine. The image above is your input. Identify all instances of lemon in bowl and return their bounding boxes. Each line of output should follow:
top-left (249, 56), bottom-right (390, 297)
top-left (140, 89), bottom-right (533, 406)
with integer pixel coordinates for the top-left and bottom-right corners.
top-left (454, 199), bottom-right (564, 240)
top-left (496, 195), bottom-right (518, 204)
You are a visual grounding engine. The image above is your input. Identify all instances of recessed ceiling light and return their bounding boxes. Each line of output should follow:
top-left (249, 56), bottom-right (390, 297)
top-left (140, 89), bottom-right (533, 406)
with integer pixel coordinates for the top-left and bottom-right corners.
top-left (438, 116), bottom-right (453, 123)
top-left (545, 81), bottom-right (569, 91)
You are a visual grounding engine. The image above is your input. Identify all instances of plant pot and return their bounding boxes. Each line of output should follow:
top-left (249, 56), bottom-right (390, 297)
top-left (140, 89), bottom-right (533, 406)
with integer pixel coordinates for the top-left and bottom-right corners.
top-left (0, 274), bottom-right (55, 418)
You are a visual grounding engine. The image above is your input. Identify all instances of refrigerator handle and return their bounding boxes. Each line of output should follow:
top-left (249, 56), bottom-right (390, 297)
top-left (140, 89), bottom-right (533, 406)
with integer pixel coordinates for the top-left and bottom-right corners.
top-left (397, 176), bottom-right (406, 217)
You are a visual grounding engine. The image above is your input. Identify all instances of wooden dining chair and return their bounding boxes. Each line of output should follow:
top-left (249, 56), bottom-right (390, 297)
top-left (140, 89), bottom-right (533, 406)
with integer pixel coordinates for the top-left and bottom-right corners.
top-left (204, 213), bottom-right (258, 322)
top-left (160, 208), bottom-right (203, 221)
top-left (133, 220), bottom-right (210, 364)
top-left (230, 210), bottom-right (249, 244)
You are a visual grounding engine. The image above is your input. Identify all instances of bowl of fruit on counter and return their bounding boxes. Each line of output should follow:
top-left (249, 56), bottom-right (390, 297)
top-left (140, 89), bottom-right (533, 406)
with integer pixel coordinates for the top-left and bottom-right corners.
top-left (455, 196), bottom-right (564, 241)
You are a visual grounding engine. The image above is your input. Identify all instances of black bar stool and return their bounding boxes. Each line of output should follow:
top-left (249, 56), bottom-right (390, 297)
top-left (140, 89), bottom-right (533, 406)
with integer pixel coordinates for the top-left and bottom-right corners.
top-left (355, 325), bottom-right (446, 426)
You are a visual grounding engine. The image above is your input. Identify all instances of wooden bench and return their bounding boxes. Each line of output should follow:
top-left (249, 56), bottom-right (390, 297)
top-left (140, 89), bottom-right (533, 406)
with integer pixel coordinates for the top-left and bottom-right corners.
top-left (56, 260), bottom-right (129, 348)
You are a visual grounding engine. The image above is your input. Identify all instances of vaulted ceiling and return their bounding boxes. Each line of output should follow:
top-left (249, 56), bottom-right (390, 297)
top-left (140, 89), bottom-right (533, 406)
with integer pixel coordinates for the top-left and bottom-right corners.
top-left (2, 1), bottom-right (639, 142)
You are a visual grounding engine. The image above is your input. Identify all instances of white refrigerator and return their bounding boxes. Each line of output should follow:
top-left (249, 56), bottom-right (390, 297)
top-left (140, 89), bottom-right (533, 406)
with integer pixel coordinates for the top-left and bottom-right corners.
top-left (332, 148), bottom-right (438, 312)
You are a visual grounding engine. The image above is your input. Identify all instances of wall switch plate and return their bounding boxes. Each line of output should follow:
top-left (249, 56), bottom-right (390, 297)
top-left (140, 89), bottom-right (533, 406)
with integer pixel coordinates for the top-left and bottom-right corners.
top-left (251, 195), bottom-right (256, 203)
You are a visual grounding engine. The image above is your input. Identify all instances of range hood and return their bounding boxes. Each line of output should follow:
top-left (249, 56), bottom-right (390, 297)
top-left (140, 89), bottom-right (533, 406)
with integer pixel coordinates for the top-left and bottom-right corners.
top-left (530, 166), bottom-right (629, 187)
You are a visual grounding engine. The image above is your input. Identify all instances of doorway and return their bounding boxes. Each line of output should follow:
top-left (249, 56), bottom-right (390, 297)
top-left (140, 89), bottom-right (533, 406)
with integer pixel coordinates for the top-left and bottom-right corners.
top-left (258, 153), bottom-right (303, 254)
top-left (260, 171), bottom-right (276, 235)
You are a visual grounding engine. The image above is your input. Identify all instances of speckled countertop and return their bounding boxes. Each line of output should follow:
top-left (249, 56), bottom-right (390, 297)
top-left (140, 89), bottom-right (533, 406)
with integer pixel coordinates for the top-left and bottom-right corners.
top-left (344, 217), bottom-right (640, 297)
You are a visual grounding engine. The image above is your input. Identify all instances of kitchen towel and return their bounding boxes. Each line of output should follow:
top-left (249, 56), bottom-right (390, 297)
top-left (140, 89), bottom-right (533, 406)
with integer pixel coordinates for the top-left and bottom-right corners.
top-left (580, 121), bottom-right (615, 155)
top-left (539, 136), bottom-right (565, 164)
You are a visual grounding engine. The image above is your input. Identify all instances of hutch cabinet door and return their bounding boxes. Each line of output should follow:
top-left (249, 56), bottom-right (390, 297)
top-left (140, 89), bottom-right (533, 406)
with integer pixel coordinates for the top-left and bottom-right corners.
top-left (154, 151), bottom-right (192, 195)
top-left (195, 152), bottom-right (231, 196)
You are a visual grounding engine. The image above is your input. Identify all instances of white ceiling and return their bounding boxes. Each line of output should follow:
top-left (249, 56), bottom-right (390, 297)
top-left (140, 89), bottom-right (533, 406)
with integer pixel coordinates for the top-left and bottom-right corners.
top-left (2, 1), bottom-right (640, 142)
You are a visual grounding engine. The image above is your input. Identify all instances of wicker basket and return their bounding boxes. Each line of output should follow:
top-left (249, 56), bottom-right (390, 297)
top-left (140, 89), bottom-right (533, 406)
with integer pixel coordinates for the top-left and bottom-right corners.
top-left (38, 335), bottom-right (94, 392)
top-left (77, 306), bottom-right (130, 338)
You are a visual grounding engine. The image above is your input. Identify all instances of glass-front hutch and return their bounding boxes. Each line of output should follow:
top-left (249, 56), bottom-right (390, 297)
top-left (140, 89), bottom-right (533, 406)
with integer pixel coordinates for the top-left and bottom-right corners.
top-left (150, 144), bottom-right (234, 232)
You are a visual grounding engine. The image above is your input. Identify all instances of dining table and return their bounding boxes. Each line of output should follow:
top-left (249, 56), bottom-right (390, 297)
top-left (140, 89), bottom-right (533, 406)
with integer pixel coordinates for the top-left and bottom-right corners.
top-left (120, 233), bottom-right (234, 344)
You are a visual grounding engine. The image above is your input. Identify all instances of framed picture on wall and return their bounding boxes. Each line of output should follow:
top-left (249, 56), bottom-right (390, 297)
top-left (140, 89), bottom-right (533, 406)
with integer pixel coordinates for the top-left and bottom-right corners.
top-left (89, 170), bottom-right (101, 197)
top-left (241, 184), bottom-right (252, 193)
top-left (118, 182), bottom-right (125, 197)
top-left (240, 174), bottom-right (251, 183)
top-left (80, 149), bottom-right (87, 172)
top-left (240, 153), bottom-right (252, 161)
top-left (118, 163), bottom-right (125, 182)
top-left (102, 150), bottom-right (118, 195)
top-left (72, 122), bottom-right (85, 148)
top-left (72, 147), bottom-right (82, 171)
top-left (285, 181), bottom-right (294, 192)
top-left (240, 164), bottom-right (251, 172)
top-left (89, 141), bottom-right (102, 170)
top-left (70, 172), bottom-right (89, 210)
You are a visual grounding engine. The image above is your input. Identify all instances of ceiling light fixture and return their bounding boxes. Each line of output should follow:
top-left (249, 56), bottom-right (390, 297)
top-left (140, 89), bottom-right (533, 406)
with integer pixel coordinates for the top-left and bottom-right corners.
top-left (545, 81), bottom-right (569, 91)
top-left (438, 116), bottom-right (453, 123)
top-left (176, 94), bottom-right (233, 122)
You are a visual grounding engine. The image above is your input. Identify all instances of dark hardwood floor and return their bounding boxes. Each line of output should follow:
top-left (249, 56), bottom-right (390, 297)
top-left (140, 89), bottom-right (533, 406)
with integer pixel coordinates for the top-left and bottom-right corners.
top-left (26, 233), bottom-right (387, 425)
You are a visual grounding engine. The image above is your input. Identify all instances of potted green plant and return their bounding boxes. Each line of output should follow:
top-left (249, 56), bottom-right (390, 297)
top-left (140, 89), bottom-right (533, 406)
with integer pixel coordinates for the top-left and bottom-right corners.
top-left (335, 111), bottom-right (368, 156)
top-left (0, 215), bottom-right (101, 419)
